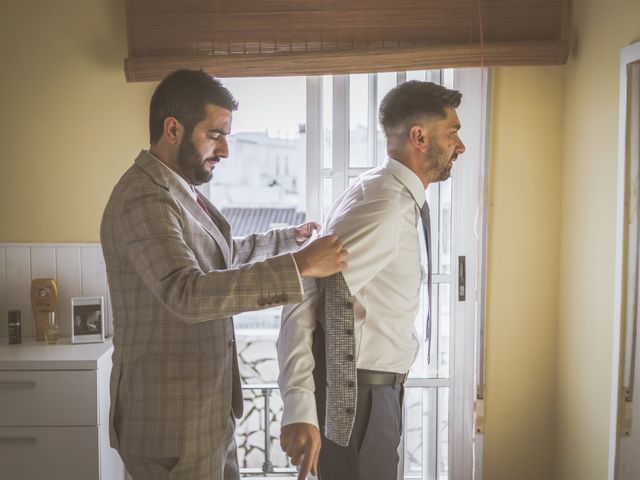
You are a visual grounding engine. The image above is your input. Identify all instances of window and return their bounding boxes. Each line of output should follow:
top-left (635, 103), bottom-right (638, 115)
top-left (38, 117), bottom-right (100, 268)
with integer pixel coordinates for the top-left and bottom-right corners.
top-left (613, 41), bottom-right (640, 480)
top-left (203, 69), bottom-right (488, 479)
top-left (202, 76), bottom-right (307, 474)
top-left (308, 69), bottom-right (487, 480)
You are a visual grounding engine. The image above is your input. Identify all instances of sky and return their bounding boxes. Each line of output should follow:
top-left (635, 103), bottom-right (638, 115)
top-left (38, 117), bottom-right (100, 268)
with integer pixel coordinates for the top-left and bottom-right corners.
top-left (222, 76), bottom-right (306, 138)
top-left (218, 70), bottom-right (454, 140)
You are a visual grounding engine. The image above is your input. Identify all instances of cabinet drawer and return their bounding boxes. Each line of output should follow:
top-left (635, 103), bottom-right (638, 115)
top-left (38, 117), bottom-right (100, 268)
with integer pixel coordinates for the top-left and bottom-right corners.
top-left (0, 370), bottom-right (98, 426)
top-left (0, 426), bottom-right (99, 480)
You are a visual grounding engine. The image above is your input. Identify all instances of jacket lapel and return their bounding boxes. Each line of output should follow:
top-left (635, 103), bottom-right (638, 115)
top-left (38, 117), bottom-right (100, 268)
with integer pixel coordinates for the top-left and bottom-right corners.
top-left (178, 188), bottom-right (232, 268)
top-left (134, 151), bottom-right (232, 268)
top-left (198, 193), bottom-right (234, 264)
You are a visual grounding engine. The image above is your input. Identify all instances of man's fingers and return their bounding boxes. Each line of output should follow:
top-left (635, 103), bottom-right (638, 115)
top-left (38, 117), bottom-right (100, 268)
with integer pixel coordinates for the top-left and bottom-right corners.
top-left (291, 447), bottom-right (305, 465)
top-left (280, 424), bottom-right (321, 479)
top-left (284, 442), bottom-right (303, 466)
top-left (298, 448), bottom-right (314, 480)
top-left (310, 445), bottom-right (320, 476)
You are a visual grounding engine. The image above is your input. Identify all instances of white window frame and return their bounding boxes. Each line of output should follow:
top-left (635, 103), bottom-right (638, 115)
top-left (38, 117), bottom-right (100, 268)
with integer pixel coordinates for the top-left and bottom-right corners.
top-left (611, 40), bottom-right (640, 480)
top-left (306, 68), bottom-right (490, 480)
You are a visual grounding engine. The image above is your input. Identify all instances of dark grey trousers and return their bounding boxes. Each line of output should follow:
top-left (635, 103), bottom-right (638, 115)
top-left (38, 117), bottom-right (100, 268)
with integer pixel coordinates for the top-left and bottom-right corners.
top-left (316, 382), bottom-right (404, 480)
top-left (312, 322), bottom-right (404, 480)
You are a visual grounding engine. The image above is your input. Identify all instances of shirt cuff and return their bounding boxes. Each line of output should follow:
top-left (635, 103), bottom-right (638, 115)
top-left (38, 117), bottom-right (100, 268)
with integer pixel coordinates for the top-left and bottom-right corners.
top-left (287, 253), bottom-right (304, 298)
top-left (281, 390), bottom-right (319, 428)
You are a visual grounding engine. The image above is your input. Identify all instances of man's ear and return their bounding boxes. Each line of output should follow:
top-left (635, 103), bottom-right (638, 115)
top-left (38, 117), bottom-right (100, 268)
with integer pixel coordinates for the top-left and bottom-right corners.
top-left (164, 117), bottom-right (183, 144)
top-left (409, 125), bottom-right (429, 153)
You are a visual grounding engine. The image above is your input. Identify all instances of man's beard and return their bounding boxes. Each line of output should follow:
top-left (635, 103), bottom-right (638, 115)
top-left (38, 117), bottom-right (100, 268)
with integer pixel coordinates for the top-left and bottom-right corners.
top-left (176, 135), bottom-right (215, 186)
top-left (426, 140), bottom-right (453, 182)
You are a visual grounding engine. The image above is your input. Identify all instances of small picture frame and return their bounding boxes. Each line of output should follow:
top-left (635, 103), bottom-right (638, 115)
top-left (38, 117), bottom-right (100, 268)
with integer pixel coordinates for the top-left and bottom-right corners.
top-left (71, 296), bottom-right (105, 344)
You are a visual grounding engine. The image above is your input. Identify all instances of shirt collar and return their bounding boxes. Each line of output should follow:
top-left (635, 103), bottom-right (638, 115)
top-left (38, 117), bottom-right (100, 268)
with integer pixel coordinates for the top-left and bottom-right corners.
top-left (384, 158), bottom-right (426, 207)
top-left (146, 150), bottom-right (198, 201)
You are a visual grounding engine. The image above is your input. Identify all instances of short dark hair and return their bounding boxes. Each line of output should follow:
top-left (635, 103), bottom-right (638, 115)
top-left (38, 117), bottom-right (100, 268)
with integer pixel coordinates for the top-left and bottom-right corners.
top-left (379, 80), bottom-right (462, 137)
top-left (149, 69), bottom-right (239, 144)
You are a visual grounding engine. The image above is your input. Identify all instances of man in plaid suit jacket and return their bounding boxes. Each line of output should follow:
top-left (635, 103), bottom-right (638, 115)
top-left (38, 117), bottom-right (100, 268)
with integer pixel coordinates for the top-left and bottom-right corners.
top-left (101, 70), bottom-right (347, 480)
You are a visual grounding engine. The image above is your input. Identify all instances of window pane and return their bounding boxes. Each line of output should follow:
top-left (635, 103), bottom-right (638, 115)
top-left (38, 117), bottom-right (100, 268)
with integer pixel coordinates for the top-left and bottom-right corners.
top-left (376, 72), bottom-right (397, 164)
top-left (211, 77), bottom-right (306, 473)
top-left (323, 177), bottom-right (333, 223)
top-left (443, 68), bottom-right (455, 89)
top-left (438, 388), bottom-right (450, 479)
top-left (438, 283), bottom-right (451, 379)
top-left (410, 282), bottom-right (450, 379)
top-left (426, 69), bottom-right (443, 85)
top-left (407, 70), bottom-right (427, 82)
top-left (349, 73), bottom-right (370, 167)
top-left (211, 76), bottom-right (306, 211)
top-left (403, 386), bottom-right (438, 480)
top-left (237, 386), bottom-right (294, 472)
top-left (439, 178), bottom-right (452, 274)
top-left (323, 75), bottom-right (333, 169)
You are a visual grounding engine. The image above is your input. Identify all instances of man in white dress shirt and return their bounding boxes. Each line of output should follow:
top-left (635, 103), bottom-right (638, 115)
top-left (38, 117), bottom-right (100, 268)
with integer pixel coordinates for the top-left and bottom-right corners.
top-left (277, 80), bottom-right (465, 480)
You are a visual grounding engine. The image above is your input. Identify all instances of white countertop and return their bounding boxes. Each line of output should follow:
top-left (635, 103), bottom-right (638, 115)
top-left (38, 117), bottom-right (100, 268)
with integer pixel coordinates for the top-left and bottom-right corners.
top-left (0, 338), bottom-right (113, 370)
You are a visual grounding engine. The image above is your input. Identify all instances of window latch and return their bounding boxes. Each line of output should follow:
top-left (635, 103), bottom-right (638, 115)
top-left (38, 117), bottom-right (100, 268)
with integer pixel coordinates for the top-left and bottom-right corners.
top-left (458, 256), bottom-right (466, 301)
top-left (622, 387), bottom-right (633, 436)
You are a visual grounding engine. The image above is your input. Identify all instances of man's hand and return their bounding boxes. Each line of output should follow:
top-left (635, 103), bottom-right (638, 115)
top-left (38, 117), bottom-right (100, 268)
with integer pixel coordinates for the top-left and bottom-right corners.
top-left (292, 234), bottom-right (348, 278)
top-left (294, 222), bottom-right (322, 246)
top-left (280, 423), bottom-right (321, 480)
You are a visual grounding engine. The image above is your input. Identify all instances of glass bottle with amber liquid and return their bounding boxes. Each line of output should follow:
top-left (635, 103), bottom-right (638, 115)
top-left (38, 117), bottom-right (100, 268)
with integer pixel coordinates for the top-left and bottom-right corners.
top-left (44, 312), bottom-right (59, 345)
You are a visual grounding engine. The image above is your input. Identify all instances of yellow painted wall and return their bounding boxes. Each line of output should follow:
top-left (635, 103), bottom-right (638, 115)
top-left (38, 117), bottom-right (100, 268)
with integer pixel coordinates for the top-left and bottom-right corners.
top-left (484, 66), bottom-right (564, 480)
top-left (557, 0), bottom-right (640, 479)
top-left (0, 0), bottom-right (154, 242)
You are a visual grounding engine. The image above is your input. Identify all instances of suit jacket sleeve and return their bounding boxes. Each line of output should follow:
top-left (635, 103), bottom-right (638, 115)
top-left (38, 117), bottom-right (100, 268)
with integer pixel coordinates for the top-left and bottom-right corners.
top-left (232, 227), bottom-right (299, 266)
top-left (117, 184), bottom-right (304, 323)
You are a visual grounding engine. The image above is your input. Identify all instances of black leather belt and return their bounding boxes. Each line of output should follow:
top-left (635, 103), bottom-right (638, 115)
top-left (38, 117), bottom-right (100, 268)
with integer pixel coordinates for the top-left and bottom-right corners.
top-left (357, 369), bottom-right (408, 385)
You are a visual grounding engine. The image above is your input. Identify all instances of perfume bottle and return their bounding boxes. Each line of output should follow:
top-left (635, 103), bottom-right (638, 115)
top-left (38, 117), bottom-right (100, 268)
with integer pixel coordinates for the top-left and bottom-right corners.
top-left (44, 312), bottom-right (59, 345)
top-left (8, 310), bottom-right (21, 345)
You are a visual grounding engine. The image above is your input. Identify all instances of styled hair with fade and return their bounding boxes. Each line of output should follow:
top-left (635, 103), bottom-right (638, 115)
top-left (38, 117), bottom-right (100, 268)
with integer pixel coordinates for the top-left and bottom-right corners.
top-left (378, 80), bottom-right (462, 138)
top-left (149, 69), bottom-right (239, 144)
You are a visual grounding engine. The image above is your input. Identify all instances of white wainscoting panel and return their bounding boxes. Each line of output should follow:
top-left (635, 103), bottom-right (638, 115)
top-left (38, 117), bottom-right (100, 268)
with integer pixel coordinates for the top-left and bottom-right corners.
top-left (55, 247), bottom-right (83, 337)
top-left (0, 244), bottom-right (112, 339)
top-left (5, 247), bottom-right (32, 337)
top-left (30, 247), bottom-right (56, 280)
top-left (0, 248), bottom-right (6, 339)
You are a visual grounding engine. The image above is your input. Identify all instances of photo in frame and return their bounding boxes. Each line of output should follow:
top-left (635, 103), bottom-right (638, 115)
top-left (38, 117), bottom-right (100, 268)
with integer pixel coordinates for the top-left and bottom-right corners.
top-left (70, 296), bottom-right (105, 344)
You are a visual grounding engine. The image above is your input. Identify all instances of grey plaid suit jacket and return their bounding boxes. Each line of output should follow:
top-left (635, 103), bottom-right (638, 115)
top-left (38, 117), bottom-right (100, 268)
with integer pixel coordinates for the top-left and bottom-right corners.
top-left (101, 151), bottom-right (303, 460)
top-left (316, 273), bottom-right (358, 447)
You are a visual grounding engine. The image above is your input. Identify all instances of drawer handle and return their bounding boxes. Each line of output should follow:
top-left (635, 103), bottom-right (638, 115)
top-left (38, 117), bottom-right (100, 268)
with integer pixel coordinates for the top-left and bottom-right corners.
top-left (0, 437), bottom-right (37, 444)
top-left (0, 382), bottom-right (35, 388)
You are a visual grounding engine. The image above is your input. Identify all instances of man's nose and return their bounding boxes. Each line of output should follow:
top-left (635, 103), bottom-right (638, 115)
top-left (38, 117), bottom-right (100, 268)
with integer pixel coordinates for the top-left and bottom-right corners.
top-left (217, 136), bottom-right (229, 158)
top-left (456, 137), bottom-right (466, 154)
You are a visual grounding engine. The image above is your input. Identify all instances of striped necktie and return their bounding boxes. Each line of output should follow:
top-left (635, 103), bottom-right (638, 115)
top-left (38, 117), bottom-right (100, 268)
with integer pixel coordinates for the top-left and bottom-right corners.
top-left (420, 201), bottom-right (433, 363)
top-left (196, 194), bottom-right (209, 216)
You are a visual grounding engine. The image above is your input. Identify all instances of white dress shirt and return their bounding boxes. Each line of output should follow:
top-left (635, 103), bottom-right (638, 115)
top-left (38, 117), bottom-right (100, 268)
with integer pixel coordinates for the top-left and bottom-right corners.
top-left (277, 158), bottom-right (426, 428)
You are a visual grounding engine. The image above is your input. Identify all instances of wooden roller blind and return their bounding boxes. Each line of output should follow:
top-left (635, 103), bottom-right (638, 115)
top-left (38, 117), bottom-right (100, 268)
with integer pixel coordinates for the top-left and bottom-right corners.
top-left (124, 0), bottom-right (569, 82)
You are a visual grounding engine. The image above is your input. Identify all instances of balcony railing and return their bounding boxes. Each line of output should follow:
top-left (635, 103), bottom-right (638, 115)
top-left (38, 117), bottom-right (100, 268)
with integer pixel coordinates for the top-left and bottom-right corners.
top-left (239, 384), bottom-right (297, 477)
top-left (238, 381), bottom-right (448, 479)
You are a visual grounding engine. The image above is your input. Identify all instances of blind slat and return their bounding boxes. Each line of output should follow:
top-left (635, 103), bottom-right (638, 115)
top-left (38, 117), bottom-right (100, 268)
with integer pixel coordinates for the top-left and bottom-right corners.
top-left (125, 41), bottom-right (569, 82)
top-left (125, 0), bottom-right (568, 81)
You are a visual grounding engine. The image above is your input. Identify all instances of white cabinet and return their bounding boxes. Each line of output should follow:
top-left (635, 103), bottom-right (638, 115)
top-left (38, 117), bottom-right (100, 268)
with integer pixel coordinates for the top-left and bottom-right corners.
top-left (0, 340), bottom-right (125, 480)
